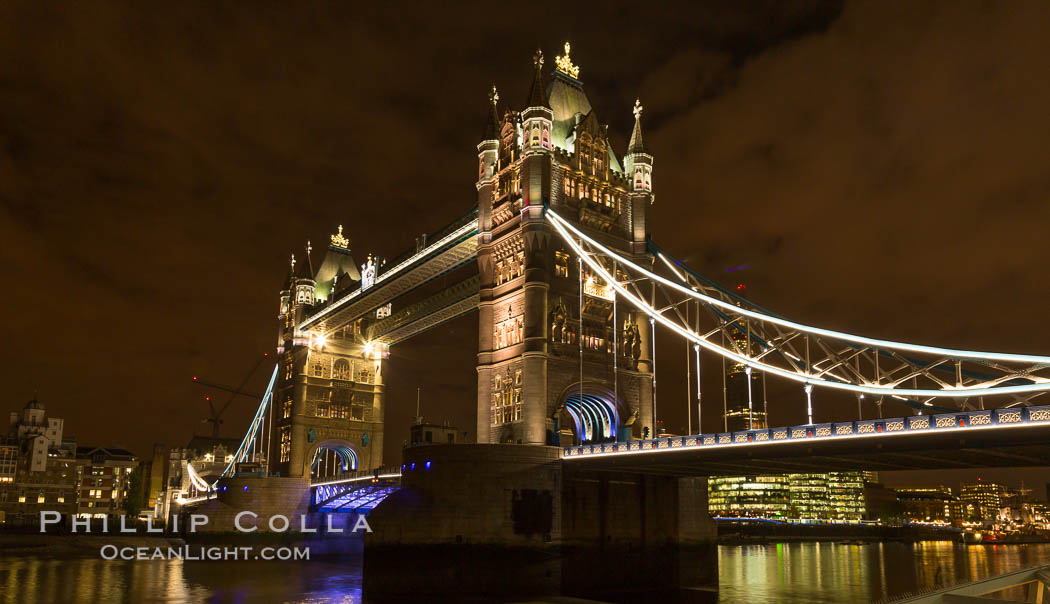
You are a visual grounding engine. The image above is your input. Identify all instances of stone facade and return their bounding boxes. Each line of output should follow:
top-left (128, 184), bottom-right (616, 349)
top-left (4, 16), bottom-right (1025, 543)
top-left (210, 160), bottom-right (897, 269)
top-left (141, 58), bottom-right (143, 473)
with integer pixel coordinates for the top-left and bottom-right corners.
top-left (272, 237), bottom-right (385, 477)
top-left (475, 48), bottom-right (655, 446)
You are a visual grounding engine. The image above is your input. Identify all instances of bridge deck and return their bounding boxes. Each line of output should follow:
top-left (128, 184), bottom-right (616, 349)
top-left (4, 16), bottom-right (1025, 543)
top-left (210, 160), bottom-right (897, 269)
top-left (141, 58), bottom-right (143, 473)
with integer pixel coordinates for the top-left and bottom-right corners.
top-left (565, 407), bottom-right (1050, 475)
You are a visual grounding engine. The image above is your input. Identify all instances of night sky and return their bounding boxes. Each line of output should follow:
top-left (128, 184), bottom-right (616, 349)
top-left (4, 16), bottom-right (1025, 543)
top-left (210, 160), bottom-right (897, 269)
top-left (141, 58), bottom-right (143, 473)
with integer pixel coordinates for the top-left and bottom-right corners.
top-left (4, 2), bottom-right (1050, 492)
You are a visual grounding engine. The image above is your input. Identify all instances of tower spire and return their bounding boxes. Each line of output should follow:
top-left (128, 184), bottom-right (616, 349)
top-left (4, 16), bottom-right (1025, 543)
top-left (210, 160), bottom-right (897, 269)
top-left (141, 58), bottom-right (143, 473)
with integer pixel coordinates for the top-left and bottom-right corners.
top-left (628, 99), bottom-right (646, 154)
top-left (482, 84), bottom-right (500, 141)
top-left (298, 241), bottom-right (315, 278)
top-left (526, 49), bottom-right (550, 109)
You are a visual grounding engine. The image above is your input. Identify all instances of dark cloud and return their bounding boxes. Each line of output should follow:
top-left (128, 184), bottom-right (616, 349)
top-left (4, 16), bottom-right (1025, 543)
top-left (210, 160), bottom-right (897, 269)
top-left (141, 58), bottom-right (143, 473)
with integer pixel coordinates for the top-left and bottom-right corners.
top-left (2, 0), bottom-right (1047, 489)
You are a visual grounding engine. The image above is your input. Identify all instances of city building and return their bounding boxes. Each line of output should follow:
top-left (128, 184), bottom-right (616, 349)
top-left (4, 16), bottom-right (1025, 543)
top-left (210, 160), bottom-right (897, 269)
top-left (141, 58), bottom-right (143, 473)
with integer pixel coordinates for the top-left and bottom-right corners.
top-left (863, 482), bottom-right (900, 522)
top-left (74, 446), bottom-right (139, 518)
top-left (959, 480), bottom-right (1006, 521)
top-left (0, 398), bottom-right (77, 525)
top-left (825, 473), bottom-right (866, 519)
top-left (409, 420), bottom-right (460, 447)
top-left (708, 472), bottom-right (868, 521)
top-left (708, 475), bottom-right (789, 518)
top-left (897, 486), bottom-right (956, 523)
top-left (0, 443), bottom-right (16, 484)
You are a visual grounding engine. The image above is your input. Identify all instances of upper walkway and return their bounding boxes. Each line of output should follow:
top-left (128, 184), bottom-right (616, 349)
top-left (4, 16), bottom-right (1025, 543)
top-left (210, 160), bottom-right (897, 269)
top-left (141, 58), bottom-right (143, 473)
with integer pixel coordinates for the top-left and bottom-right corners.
top-left (302, 207), bottom-right (478, 333)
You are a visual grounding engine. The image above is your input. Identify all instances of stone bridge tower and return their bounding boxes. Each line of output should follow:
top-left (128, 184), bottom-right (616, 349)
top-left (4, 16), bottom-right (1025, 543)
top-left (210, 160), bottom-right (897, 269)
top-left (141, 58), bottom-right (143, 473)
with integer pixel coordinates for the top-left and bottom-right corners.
top-left (475, 44), bottom-right (655, 446)
top-left (271, 231), bottom-right (386, 477)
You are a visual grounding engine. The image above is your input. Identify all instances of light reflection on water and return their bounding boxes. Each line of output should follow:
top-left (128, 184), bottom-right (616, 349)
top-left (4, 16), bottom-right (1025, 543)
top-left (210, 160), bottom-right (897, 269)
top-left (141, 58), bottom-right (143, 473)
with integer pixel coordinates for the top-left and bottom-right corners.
top-left (3, 543), bottom-right (1050, 603)
top-left (0, 555), bottom-right (362, 604)
top-left (716, 541), bottom-right (1050, 603)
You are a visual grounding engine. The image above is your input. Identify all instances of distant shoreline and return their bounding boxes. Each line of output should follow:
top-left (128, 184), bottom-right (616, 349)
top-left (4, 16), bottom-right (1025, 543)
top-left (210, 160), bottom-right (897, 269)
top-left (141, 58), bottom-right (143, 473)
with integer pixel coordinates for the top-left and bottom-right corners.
top-left (717, 522), bottom-right (1050, 545)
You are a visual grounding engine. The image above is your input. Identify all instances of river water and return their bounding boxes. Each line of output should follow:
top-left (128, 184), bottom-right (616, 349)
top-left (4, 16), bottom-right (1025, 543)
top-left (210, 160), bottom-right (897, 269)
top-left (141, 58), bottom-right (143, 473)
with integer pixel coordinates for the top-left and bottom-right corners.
top-left (2, 542), bottom-right (1049, 603)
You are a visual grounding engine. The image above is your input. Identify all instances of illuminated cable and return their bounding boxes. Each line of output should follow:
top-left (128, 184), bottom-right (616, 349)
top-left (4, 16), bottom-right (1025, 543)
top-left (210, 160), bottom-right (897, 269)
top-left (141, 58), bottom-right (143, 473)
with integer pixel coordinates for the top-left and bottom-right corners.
top-left (548, 209), bottom-right (1050, 366)
top-left (545, 210), bottom-right (1050, 398)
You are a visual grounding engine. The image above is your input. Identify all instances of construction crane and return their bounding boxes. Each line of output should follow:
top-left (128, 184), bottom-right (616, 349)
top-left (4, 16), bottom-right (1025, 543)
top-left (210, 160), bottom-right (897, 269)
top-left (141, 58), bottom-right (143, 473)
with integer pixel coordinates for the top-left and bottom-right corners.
top-left (191, 352), bottom-right (269, 437)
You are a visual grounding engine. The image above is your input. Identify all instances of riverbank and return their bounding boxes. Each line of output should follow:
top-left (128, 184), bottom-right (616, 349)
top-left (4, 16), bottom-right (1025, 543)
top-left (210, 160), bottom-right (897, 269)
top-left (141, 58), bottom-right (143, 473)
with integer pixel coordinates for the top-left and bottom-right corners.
top-left (717, 522), bottom-right (958, 544)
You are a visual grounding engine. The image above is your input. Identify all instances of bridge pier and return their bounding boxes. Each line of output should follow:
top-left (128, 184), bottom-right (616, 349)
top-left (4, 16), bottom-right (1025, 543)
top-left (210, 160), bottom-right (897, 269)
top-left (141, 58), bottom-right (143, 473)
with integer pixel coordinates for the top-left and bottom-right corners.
top-left (363, 444), bottom-right (717, 600)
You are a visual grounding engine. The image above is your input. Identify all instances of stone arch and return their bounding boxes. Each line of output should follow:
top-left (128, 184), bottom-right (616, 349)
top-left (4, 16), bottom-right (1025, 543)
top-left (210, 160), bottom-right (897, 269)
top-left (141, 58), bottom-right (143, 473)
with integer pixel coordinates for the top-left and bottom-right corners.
top-left (302, 438), bottom-right (359, 478)
top-left (555, 383), bottom-right (624, 445)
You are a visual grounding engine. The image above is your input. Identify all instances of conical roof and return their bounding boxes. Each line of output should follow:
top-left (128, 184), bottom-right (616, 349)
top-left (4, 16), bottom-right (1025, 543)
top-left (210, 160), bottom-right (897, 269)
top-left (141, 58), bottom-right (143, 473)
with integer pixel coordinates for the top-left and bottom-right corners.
top-left (482, 85), bottom-right (500, 141)
top-left (526, 50), bottom-right (550, 109)
top-left (282, 254), bottom-right (296, 290)
top-left (296, 242), bottom-right (315, 280)
top-left (627, 99), bottom-right (646, 154)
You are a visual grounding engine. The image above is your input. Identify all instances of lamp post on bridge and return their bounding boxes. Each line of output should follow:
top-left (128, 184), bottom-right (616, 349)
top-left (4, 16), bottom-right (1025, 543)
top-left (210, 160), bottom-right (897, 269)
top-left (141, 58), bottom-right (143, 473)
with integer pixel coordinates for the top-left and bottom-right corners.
top-left (805, 384), bottom-right (814, 425)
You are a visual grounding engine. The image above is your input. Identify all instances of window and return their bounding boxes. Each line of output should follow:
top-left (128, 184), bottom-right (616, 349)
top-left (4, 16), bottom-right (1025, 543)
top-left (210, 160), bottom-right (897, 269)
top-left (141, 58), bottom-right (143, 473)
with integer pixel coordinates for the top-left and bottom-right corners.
top-left (312, 361), bottom-right (324, 378)
top-left (494, 316), bottom-right (523, 349)
top-left (333, 359), bottom-right (351, 380)
top-left (279, 427), bottom-right (291, 462)
top-left (284, 362), bottom-right (294, 381)
top-left (514, 251), bottom-right (524, 279)
top-left (554, 251), bottom-right (569, 278)
top-left (491, 370), bottom-right (523, 426)
top-left (282, 395), bottom-right (292, 419)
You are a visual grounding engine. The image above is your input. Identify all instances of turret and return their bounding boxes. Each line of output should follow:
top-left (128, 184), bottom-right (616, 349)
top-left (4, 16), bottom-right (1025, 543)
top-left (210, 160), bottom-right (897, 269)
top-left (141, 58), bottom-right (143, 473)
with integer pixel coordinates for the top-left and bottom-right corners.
top-left (521, 50), bottom-right (554, 208)
top-left (277, 253), bottom-right (296, 353)
top-left (477, 86), bottom-right (501, 237)
top-left (624, 99), bottom-right (654, 252)
top-left (294, 241), bottom-right (316, 306)
top-left (624, 99), bottom-right (653, 193)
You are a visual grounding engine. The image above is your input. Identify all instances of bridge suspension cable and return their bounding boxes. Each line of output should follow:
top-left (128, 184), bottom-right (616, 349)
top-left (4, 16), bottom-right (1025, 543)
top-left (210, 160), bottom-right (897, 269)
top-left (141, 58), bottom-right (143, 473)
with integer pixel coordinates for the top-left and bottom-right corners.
top-left (213, 364), bottom-right (278, 484)
top-left (545, 208), bottom-right (1050, 407)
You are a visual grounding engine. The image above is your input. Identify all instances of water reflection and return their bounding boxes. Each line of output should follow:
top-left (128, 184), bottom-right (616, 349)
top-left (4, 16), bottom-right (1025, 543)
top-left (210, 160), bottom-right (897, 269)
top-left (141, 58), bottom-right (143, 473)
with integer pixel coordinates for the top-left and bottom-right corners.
top-left (3, 543), bottom-right (1050, 603)
top-left (716, 541), bottom-right (1050, 603)
top-left (0, 555), bottom-right (362, 604)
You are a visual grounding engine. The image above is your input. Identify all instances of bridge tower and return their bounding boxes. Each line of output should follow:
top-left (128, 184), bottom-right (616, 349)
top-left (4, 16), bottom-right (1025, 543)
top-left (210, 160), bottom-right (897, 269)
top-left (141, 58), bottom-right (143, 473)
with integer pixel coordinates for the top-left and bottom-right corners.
top-left (271, 232), bottom-right (385, 477)
top-left (475, 43), bottom-right (655, 446)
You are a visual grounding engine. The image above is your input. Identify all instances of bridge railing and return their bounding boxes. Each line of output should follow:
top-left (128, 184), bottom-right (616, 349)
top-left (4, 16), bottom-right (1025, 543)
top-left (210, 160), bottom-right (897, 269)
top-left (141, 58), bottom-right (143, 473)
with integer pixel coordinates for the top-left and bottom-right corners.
top-left (563, 405), bottom-right (1050, 458)
top-left (381, 204), bottom-right (478, 272)
top-left (310, 466), bottom-right (403, 487)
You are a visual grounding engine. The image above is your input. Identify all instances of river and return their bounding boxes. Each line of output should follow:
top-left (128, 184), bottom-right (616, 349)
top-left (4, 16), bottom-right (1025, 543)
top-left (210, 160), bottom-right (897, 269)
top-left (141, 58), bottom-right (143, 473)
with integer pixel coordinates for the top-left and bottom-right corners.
top-left (2, 542), bottom-right (1049, 602)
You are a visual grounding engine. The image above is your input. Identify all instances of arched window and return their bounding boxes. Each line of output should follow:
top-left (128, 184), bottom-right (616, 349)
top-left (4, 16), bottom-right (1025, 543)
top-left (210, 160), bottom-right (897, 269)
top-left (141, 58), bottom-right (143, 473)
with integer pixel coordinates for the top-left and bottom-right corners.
top-left (333, 359), bottom-right (351, 380)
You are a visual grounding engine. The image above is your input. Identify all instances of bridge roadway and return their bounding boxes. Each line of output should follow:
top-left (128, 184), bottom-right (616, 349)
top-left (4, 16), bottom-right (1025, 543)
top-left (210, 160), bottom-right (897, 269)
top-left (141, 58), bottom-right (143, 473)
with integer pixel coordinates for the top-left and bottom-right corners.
top-left (563, 406), bottom-right (1050, 476)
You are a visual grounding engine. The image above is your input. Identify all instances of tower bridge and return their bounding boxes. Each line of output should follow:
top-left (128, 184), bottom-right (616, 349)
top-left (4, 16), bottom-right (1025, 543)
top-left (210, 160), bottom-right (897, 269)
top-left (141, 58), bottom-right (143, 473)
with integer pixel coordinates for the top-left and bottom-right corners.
top-left (181, 43), bottom-right (1050, 598)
